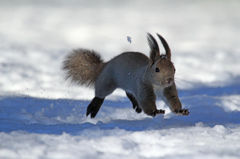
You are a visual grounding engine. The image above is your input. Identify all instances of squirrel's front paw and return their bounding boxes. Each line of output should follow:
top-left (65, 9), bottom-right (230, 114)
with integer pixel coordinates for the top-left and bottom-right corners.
top-left (174, 109), bottom-right (189, 116)
top-left (156, 109), bottom-right (165, 114)
top-left (151, 109), bottom-right (165, 117)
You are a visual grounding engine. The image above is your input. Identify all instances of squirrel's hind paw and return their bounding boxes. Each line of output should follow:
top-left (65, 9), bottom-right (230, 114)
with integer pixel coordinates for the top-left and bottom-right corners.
top-left (135, 107), bottom-right (142, 113)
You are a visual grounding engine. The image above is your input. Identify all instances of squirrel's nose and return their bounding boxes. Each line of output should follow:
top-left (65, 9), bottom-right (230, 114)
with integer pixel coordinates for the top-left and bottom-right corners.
top-left (167, 77), bottom-right (173, 84)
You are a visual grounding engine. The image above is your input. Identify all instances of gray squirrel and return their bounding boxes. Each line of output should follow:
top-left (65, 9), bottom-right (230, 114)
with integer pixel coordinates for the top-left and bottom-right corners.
top-left (63, 33), bottom-right (189, 118)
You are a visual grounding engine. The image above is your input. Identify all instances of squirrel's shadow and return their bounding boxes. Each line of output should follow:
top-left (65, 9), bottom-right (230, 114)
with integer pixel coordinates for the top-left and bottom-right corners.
top-left (1, 85), bottom-right (240, 135)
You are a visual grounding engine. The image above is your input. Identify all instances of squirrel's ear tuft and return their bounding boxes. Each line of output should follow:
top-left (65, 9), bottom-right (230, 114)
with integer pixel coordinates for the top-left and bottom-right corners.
top-left (147, 33), bottom-right (160, 64)
top-left (156, 33), bottom-right (171, 61)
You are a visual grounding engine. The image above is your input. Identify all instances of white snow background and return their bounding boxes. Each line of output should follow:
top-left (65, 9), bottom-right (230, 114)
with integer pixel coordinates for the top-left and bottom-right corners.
top-left (1, 0), bottom-right (240, 159)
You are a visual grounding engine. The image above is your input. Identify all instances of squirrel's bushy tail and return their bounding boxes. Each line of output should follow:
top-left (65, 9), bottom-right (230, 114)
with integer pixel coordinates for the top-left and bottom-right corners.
top-left (63, 49), bottom-right (105, 87)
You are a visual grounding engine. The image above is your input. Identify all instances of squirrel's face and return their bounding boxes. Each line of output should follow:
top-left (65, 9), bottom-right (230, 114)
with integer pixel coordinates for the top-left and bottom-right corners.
top-left (147, 33), bottom-right (176, 88)
top-left (150, 57), bottom-right (175, 88)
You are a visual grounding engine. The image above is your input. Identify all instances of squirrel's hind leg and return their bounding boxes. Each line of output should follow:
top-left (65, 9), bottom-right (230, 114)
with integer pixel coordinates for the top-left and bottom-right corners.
top-left (88, 77), bottom-right (117, 118)
top-left (126, 92), bottom-right (142, 113)
top-left (86, 97), bottom-right (105, 118)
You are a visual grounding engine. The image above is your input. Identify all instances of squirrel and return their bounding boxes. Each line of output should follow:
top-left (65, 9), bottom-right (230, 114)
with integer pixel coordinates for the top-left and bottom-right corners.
top-left (63, 33), bottom-right (189, 118)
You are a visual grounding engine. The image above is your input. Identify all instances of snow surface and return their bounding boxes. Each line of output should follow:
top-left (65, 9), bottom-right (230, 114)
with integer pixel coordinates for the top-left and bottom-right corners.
top-left (1, 0), bottom-right (240, 159)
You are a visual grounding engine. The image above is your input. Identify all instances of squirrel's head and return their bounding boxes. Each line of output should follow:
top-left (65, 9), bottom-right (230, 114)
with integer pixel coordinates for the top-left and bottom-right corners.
top-left (147, 33), bottom-right (175, 88)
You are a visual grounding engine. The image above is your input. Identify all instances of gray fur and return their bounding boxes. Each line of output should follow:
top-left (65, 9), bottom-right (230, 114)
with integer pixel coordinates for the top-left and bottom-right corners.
top-left (63, 33), bottom-right (189, 118)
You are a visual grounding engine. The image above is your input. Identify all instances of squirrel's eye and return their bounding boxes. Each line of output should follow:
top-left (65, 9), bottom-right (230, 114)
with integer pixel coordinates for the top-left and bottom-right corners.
top-left (155, 67), bottom-right (160, 72)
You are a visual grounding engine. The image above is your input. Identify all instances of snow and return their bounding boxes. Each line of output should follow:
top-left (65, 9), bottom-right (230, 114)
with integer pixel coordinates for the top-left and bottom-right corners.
top-left (1, 0), bottom-right (240, 159)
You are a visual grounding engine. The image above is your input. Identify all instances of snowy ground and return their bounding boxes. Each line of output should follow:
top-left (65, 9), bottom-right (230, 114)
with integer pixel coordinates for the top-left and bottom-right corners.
top-left (1, 0), bottom-right (240, 159)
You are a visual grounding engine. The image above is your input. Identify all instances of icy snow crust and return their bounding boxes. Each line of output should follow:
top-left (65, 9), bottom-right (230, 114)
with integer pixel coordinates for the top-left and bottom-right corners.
top-left (1, 0), bottom-right (240, 159)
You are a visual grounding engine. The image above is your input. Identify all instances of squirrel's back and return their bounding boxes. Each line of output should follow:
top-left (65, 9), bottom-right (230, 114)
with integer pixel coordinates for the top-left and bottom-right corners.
top-left (63, 49), bottom-right (105, 86)
top-left (103, 52), bottom-right (149, 90)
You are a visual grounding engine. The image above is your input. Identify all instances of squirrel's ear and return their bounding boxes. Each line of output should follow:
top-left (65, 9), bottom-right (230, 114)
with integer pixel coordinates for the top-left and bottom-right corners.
top-left (157, 33), bottom-right (171, 61)
top-left (147, 33), bottom-right (160, 64)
